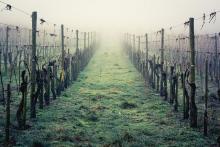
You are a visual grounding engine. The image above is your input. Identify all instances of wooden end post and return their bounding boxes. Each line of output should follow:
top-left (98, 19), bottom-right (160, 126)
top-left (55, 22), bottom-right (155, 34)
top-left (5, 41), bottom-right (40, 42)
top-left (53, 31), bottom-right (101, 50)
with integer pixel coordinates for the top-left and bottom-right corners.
top-left (189, 17), bottom-right (197, 128)
top-left (30, 11), bottom-right (37, 119)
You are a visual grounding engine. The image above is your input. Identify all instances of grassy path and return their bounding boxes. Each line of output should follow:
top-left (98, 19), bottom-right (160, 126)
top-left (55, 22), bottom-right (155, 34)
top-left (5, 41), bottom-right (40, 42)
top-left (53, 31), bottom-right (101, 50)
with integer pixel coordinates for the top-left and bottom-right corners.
top-left (15, 47), bottom-right (213, 146)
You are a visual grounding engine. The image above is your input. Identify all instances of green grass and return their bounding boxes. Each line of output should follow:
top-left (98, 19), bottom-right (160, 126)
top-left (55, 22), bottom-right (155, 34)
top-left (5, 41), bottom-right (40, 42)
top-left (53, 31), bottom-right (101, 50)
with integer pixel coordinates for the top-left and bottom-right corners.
top-left (0, 46), bottom-right (216, 146)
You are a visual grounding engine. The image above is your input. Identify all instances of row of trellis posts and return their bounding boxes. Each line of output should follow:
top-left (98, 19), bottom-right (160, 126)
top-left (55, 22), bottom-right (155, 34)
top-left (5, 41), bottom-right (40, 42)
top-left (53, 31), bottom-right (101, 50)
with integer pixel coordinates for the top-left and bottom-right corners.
top-left (123, 17), bottom-right (220, 143)
top-left (1, 11), bottom-right (97, 145)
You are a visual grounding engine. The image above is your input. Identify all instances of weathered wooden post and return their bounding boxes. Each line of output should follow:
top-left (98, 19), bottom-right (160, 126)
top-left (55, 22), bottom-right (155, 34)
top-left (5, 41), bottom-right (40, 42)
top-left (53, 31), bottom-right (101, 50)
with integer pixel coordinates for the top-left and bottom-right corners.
top-left (156, 58), bottom-right (160, 92)
top-left (47, 66), bottom-right (51, 103)
top-left (170, 66), bottom-right (174, 104)
top-left (4, 26), bottom-right (9, 74)
top-left (90, 32), bottom-right (93, 47)
top-left (145, 33), bottom-right (149, 80)
top-left (53, 64), bottom-right (58, 94)
top-left (0, 42), bottom-right (4, 105)
top-left (128, 34), bottom-right (132, 60)
top-left (30, 11), bottom-right (37, 119)
top-left (204, 58), bottom-right (208, 136)
top-left (183, 72), bottom-right (187, 119)
top-left (189, 17), bottom-right (197, 128)
top-left (138, 36), bottom-right (141, 71)
top-left (160, 29), bottom-right (164, 66)
top-left (174, 74), bottom-right (179, 111)
top-left (22, 76), bottom-right (28, 125)
top-left (138, 36), bottom-right (140, 51)
top-left (132, 35), bottom-right (135, 64)
top-left (153, 55), bottom-right (156, 89)
top-left (83, 32), bottom-right (87, 67)
top-left (0, 43), bottom-right (1, 75)
top-left (28, 30), bottom-right (32, 67)
top-left (76, 30), bottom-right (79, 51)
top-left (43, 30), bottom-right (46, 58)
top-left (87, 32), bottom-right (90, 59)
top-left (5, 83), bottom-right (11, 144)
top-left (51, 64), bottom-right (56, 100)
top-left (60, 24), bottom-right (65, 90)
top-left (219, 59), bottom-right (220, 90)
top-left (160, 28), bottom-right (164, 96)
top-left (88, 32), bottom-right (90, 49)
top-left (76, 30), bottom-right (80, 74)
top-left (61, 25), bottom-right (65, 71)
top-left (214, 34), bottom-right (218, 82)
top-left (84, 32), bottom-right (87, 49)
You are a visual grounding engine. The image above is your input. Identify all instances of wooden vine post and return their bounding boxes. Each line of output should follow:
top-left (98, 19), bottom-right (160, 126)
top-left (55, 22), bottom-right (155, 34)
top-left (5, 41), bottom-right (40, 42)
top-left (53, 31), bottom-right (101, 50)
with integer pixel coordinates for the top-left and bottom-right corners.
top-left (83, 32), bottom-right (87, 67)
top-left (129, 34), bottom-right (132, 61)
top-left (214, 34), bottom-right (218, 83)
top-left (189, 17), bottom-right (197, 128)
top-left (145, 33), bottom-right (149, 79)
top-left (174, 74), bottom-right (179, 111)
top-left (76, 30), bottom-right (79, 74)
top-left (5, 83), bottom-right (11, 144)
top-left (138, 36), bottom-right (140, 51)
top-left (61, 25), bottom-right (65, 72)
top-left (153, 55), bottom-right (156, 89)
top-left (84, 32), bottom-right (87, 49)
top-left (87, 32), bottom-right (91, 57)
top-left (93, 32), bottom-right (95, 45)
top-left (4, 26), bottom-right (9, 74)
top-left (45, 66), bottom-right (51, 104)
top-left (0, 43), bottom-right (1, 76)
top-left (61, 24), bottom-right (65, 90)
top-left (138, 36), bottom-right (141, 71)
top-left (183, 71), bottom-right (188, 119)
top-left (128, 34), bottom-right (133, 62)
top-left (204, 59), bottom-right (208, 136)
top-left (76, 30), bottom-right (79, 51)
top-left (0, 42), bottom-right (4, 105)
top-left (30, 11), bottom-right (37, 119)
top-left (51, 64), bottom-right (56, 100)
top-left (170, 66), bottom-right (174, 104)
top-left (88, 32), bottom-right (90, 49)
top-left (90, 32), bottom-right (93, 47)
top-left (132, 34), bottom-right (135, 64)
top-left (160, 28), bottom-right (164, 96)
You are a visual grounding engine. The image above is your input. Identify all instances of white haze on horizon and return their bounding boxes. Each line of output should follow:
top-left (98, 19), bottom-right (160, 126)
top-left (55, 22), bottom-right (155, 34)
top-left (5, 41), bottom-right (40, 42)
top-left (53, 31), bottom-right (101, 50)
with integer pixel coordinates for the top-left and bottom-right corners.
top-left (0, 0), bottom-right (220, 40)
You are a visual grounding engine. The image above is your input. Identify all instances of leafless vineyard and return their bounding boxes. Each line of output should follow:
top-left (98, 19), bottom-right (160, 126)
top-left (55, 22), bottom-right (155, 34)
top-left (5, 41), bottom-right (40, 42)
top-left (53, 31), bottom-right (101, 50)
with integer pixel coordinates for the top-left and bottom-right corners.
top-left (123, 14), bottom-right (220, 143)
top-left (0, 2), bottom-right (98, 146)
top-left (0, 0), bottom-right (220, 146)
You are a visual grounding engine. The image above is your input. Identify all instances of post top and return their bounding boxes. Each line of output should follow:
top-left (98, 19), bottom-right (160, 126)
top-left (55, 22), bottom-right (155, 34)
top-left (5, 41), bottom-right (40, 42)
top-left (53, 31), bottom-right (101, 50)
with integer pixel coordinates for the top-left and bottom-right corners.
top-left (189, 17), bottom-right (194, 20)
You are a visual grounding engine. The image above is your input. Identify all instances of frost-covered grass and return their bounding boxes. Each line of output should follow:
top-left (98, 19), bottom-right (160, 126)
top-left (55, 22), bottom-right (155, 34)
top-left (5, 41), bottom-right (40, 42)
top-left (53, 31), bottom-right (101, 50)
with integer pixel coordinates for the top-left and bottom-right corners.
top-left (0, 47), bottom-right (216, 146)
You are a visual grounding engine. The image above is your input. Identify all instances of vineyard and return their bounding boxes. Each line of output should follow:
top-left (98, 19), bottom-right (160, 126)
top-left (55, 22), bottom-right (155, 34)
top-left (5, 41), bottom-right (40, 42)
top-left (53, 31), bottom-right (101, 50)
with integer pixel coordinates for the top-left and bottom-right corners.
top-left (123, 15), bottom-right (220, 145)
top-left (0, 0), bottom-right (220, 147)
top-left (0, 2), bottom-right (98, 146)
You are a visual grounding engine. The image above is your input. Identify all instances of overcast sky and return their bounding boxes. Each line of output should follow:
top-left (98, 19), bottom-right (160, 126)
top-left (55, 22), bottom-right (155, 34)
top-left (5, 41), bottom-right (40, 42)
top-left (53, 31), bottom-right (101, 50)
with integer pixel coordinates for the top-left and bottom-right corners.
top-left (0, 0), bottom-right (220, 37)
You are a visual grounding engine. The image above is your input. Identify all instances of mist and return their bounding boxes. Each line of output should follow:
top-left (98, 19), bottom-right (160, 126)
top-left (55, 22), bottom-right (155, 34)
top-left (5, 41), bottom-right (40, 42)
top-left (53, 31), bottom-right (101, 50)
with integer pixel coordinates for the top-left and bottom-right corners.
top-left (1, 0), bottom-right (220, 36)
